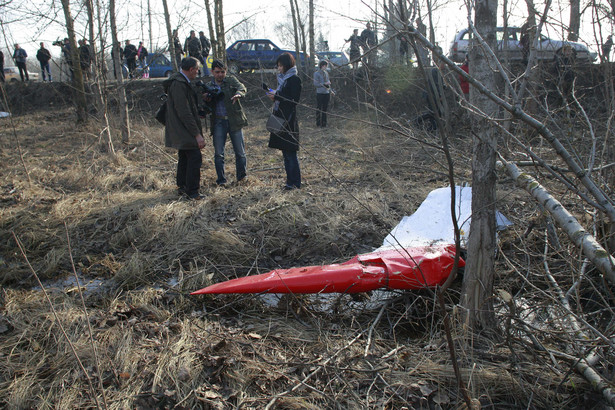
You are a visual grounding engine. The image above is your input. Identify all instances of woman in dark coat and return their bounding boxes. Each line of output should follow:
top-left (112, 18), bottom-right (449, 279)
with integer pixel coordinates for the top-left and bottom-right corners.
top-left (267, 52), bottom-right (302, 190)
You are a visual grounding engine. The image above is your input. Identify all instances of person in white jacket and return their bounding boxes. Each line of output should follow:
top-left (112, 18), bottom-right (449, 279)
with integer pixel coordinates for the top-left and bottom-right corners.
top-left (313, 60), bottom-right (332, 127)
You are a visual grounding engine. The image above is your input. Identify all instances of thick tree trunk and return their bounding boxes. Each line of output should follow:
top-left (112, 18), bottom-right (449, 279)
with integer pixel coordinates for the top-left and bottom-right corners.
top-left (461, 0), bottom-right (499, 332)
top-left (60, 0), bottom-right (87, 123)
top-left (109, 0), bottom-right (131, 144)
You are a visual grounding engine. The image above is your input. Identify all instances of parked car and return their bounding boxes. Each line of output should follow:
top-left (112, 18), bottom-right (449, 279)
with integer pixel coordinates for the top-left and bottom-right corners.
top-left (316, 51), bottom-right (349, 68)
top-left (4, 66), bottom-right (40, 82)
top-left (448, 27), bottom-right (597, 63)
top-left (122, 53), bottom-right (174, 79)
top-left (226, 39), bottom-right (308, 73)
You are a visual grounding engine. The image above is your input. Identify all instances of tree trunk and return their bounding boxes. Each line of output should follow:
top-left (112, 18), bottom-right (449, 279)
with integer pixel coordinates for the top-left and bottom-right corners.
top-left (289, 0), bottom-right (301, 76)
top-left (568, 0), bottom-right (580, 41)
top-left (460, 0), bottom-right (499, 332)
top-left (60, 0), bottom-right (88, 123)
top-left (308, 0), bottom-right (315, 76)
top-left (110, 0), bottom-right (131, 144)
top-left (161, 0), bottom-right (178, 72)
top-left (204, 0), bottom-right (217, 58)
top-left (214, 0), bottom-right (226, 62)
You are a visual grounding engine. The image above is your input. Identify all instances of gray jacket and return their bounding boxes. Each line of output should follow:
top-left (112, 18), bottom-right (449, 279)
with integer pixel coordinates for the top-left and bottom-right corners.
top-left (163, 72), bottom-right (203, 150)
top-left (313, 69), bottom-right (330, 94)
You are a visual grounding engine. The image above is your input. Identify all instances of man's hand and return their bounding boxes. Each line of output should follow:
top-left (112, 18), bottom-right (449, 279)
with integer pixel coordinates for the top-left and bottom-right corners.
top-left (231, 93), bottom-right (241, 104)
top-left (266, 91), bottom-right (275, 102)
top-left (195, 134), bottom-right (205, 149)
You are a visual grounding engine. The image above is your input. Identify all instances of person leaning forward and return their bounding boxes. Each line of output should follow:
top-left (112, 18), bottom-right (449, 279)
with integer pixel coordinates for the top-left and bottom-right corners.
top-left (163, 57), bottom-right (206, 200)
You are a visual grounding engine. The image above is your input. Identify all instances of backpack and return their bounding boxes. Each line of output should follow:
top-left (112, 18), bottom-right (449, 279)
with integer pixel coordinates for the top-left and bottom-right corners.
top-left (155, 95), bottom-right (167, 125)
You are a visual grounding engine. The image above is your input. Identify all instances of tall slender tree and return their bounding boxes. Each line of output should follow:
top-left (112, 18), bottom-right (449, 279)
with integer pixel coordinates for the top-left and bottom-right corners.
top-left (204, 0), bottom-right (217, 58)
top-left (60, 0), bottom-right (88, 123)
top-left (110, 0), bottom-right (131, 144)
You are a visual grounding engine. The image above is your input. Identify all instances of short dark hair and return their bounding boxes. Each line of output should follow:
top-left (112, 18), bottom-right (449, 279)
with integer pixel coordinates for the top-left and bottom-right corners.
top-left (211, 59), bottom-right (226, 71)
top-left (319, 60), bottom-right (328, 68)
top-left (181, 57), bottom-right (199, 71)
top-left (276, 52), bottom-right (296, 73)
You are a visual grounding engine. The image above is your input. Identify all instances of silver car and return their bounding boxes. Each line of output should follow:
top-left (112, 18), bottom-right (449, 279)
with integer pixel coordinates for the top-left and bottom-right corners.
top-left (448, 27), bottom-right (597, 63)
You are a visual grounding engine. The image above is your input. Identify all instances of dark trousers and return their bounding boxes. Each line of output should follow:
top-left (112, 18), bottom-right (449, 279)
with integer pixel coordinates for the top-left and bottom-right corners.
top-left (126, 58), bottom-right (137, 75)
top-left (0, 65), bottom-right (4, 82)
top-left (316, 93), bottom-right (330, 127)
top-left (16, 62), bottom-right (29, 81)
top-left (282, 150), bottom-right (301, 188)
top-left (177, 149), bottom-right (202, 197)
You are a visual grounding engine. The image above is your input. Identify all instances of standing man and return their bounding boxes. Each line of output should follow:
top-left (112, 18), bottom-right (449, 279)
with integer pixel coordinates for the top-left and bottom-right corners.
top-left (205, 60), bottom-right (248, 186)
top-left (137, 41), bottom-right (148, 67)
top-left (199, 31), bottom-right (211, 74)
top-left (0, 49), bottom-right (4, 82)
top-left (172, 29), bottom-right (183, 69)
top-left (123, 40), bottom-right (138, 77)
top-left (163, 57), bottom-right (206, 200)
top-left (602, 35), bottom-right (613, 62)
top-left (359, 22), bottom-right (378, 66)
top-left (13, 44), bottom-right (29, 81)
top-left (36, 43), bottom-right (52, 82)
top-left (185, 31), bottom-right (203, 74)
top-left (345, 29), bottom-right (361, 71)
top-left (79, 39), bottom-right (91, 81)
top-left (314, 60), bottom-right (332, 127)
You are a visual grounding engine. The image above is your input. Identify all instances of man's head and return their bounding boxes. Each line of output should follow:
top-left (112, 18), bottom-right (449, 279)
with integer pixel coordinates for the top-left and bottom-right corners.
top-left (366, 22), bottom-right (371, 30)
top-left (211, 60), bottom-right (227, 83)
top-left (319, 60), bottom-right (328, 69)
top-left (190, 30), bottom-right (196, 38)
top-left (125, 40), bottom-right (131, 45)
top-left (199, 31), bottom-right (205, 36)
top-left (14, 44), bottom-right (20, 49)
top-left (40, 42), bottom-right (45, 48)
top-left (181, 57), bottom-right (200, 80)
top-left (139, 41), bottom-right (143, 46)
top-left (353, 29), bottom-right (358, 35)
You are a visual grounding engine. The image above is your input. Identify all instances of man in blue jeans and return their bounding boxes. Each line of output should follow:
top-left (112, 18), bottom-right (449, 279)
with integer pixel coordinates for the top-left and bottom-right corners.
top-left (205, 60), bottom-right (248, 186)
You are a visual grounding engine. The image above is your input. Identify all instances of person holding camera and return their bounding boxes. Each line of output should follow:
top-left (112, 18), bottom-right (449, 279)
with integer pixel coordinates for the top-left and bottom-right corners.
top-left (205, 59), bottom-right (248, 186)
top-left (163, 57), bottom-right (206, 200)
top-left (314, 60), bottom-right (332, 127)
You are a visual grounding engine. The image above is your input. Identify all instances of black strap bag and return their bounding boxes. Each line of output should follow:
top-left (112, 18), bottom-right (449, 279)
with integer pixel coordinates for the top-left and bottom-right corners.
top-left (155, 95), bottom-right (167, 125)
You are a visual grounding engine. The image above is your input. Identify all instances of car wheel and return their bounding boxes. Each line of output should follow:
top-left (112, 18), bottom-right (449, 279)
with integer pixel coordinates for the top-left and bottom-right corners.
top-left (165, 71), bottom-right (172, 78)
top-left (228, 62), bottom-right (240, 74)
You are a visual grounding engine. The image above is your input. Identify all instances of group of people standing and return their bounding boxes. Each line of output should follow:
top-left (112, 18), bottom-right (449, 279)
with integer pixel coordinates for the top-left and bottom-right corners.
top-left (171, 29), bottom-right (211, 75)
top-left (163, 52), bottom-right (302, 200)
top-left (346, 22), bottom-right (378, 70)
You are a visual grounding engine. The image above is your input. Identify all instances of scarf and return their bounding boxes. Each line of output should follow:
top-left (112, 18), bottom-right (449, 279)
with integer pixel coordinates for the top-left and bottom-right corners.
top-left (273, 66), bottom-right (298, 111)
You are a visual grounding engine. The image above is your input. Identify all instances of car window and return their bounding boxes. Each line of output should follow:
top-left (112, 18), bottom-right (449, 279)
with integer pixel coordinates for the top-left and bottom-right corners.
top-left (231, 42), bottom-right (243, 51)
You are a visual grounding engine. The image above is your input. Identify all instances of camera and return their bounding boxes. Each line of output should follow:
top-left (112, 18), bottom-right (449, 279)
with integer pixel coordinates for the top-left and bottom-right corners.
top-left (52, 39), bottom-right (64, 47)
top-left (194, 80), bottom-right (224, 102)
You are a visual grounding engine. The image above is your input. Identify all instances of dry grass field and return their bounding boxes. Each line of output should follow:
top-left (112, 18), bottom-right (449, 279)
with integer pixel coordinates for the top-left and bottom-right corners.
top-left (1, 68), bottom-right (612, 408)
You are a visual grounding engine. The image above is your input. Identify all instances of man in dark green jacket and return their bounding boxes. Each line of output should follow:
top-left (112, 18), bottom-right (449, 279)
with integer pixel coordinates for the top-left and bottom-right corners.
top-left (163, 57), bottom-right (206, 200)
top-left (205, 59), bottom-right (249, 186)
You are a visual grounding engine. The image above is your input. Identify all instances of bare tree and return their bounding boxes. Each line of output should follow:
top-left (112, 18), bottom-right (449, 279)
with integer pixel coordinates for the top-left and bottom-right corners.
top-left (204, 0), bottom-right (217, 58)
top-left (568, 0), bottom-right (581, 41)
top-left (59, 0), bottom-right (87, 123)
top-left (214, 0), bottom-right (226, 61)
top-left (309, 0), bottom-right (315, 75)
top-left (109, 0), bottom-right (130, 144)
top-left (460, 0), bottom-right (499, 332)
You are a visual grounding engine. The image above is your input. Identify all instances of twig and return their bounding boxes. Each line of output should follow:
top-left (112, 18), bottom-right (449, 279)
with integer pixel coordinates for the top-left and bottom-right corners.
top-left (364, 300), bottom-right (389, 357)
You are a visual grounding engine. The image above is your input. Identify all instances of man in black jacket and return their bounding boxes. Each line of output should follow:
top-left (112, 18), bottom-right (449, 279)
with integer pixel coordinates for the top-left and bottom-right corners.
top-left (36, 43), bottom-right (52, 82)
top-left (163, 57), bottom-right (206, 200)
top-left (123, 40), bottom-right (138, 76)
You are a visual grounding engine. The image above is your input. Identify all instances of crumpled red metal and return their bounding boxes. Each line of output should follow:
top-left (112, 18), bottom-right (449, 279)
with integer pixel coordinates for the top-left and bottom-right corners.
top-left (191, 244), bottom-right (463, 295)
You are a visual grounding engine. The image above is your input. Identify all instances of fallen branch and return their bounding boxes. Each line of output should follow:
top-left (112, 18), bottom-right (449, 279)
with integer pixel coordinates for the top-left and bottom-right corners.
top-left (500, 159), bottom-right (615, 285)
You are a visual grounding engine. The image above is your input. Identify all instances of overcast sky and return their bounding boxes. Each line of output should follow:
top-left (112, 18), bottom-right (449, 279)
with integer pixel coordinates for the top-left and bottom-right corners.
top-left (0, 0), bottom-right (609, 60)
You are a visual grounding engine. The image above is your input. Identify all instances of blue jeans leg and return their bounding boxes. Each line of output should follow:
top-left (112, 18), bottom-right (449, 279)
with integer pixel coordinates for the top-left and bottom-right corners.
top-left (282, 150), bottom-right (301, 188)
top-left (229, 128), bottom-right (247, 180)
top-left (212, 119), bottom-right (228, 184)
